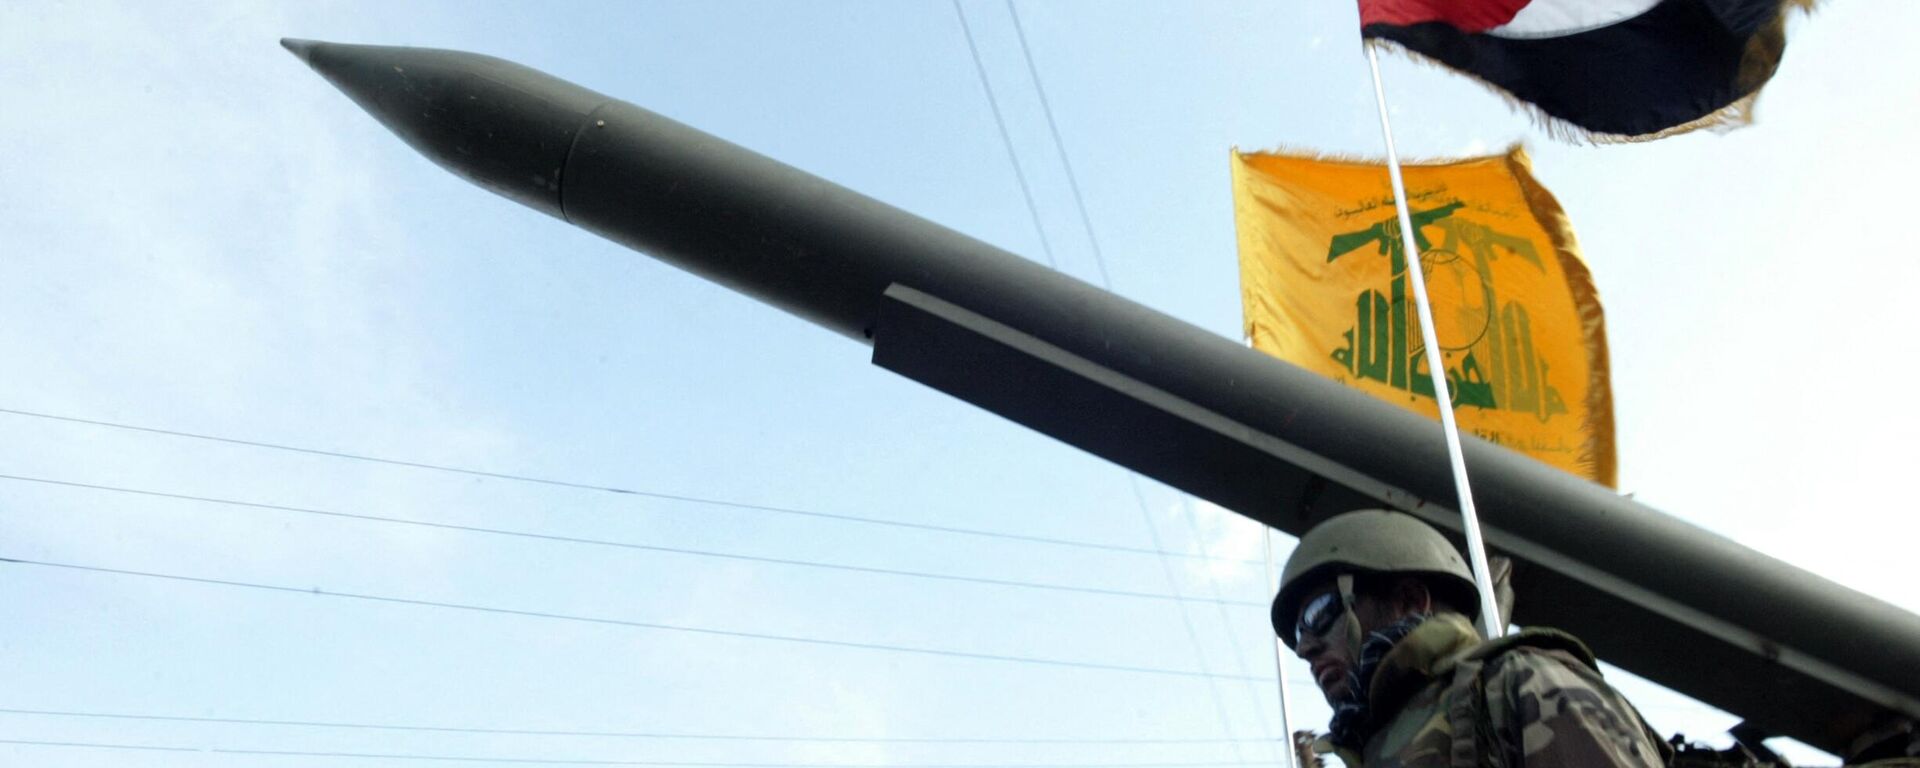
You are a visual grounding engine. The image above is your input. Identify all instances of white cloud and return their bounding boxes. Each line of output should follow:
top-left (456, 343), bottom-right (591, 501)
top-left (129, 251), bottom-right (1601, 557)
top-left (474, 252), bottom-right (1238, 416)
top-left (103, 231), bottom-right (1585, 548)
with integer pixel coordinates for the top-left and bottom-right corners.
top-left (1172, 497), bottom-right (1275, 589)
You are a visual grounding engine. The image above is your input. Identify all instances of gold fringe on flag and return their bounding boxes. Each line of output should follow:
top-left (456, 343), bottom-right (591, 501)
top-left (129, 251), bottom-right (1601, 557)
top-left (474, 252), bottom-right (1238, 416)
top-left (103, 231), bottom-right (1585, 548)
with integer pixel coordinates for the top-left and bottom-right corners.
top-left (1232, 145), bottom-right (1616, 486)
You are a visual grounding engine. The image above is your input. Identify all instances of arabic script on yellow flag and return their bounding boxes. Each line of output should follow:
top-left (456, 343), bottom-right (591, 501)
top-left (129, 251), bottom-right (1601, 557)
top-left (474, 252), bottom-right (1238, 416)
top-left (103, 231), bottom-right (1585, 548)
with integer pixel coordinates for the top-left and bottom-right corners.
top-left (1231, 146), bottom-right (1615, 486)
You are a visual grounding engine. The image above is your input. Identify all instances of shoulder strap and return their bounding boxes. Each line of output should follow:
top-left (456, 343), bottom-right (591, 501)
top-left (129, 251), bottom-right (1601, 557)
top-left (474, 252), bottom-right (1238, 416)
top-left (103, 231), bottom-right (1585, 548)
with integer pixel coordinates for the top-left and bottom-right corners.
top-left (1444, 629), bottom-right (1673, 768)
top-left (1443, 629), bottom-right (1601, 768)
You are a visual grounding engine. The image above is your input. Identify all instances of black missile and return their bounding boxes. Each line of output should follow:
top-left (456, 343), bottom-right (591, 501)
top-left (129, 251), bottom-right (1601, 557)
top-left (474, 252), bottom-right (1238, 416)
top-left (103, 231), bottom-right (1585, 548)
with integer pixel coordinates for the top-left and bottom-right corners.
top-left (283, 38), bottom-right (1920, 756)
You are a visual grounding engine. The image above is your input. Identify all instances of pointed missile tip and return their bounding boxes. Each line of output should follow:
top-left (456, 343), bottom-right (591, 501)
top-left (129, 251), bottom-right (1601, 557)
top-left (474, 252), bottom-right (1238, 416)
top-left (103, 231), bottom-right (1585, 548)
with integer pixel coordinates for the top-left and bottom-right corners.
top-left (279, 37), bottom-right (321, 65)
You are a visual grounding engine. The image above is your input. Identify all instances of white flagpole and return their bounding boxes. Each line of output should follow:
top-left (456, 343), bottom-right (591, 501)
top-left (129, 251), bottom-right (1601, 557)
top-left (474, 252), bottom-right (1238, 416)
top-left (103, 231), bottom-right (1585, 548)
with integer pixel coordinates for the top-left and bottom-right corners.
top-left (1264, 528), bottom-right (1299, 768)
top-left (1364, 44), bottom-right (1505, 640)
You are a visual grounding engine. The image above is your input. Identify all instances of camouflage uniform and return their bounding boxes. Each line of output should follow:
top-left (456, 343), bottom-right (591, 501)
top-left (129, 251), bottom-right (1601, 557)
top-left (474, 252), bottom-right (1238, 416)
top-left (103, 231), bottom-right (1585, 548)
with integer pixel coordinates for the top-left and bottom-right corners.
top-left (1328, 612), bottom-right (1668, 768)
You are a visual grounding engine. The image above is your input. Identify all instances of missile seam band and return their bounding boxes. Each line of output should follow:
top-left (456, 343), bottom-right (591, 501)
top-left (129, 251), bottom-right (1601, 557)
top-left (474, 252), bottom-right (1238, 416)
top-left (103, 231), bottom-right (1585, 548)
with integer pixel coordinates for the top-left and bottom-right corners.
top-left (558, 104), bottom-right (614, 225)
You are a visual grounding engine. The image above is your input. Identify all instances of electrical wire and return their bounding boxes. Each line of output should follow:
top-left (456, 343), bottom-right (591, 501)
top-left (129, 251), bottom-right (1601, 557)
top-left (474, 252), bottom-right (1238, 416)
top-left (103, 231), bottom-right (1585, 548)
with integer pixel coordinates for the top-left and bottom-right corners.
top-left (0, 739), bottom-right (1258, 767)
top-left (0, 706), bottom-right (1279, 744)
top-left (2, 15), bottom-right (1293, 755)
top-left (1127, 477), bottom-right (1244, 764)
top-left (0, 473), bottom-right (1258, 608)
top-left (1004, 0), bottom-right (1113, 290)
top-left (1175, 496), bottom-right (1282, 765)
top-left (0, 555), bottom-right (1267, 683)
top-left (0, 407), bottom-right (1259, 567)
top-left (992, 15), bottom-right (1293, 758)
top-left (972, 11), bottom-right (1263, 757)
top-left (0, 706), bottom-right (1282, 744)
top-left (952, 0), bottom-right (1060, 270)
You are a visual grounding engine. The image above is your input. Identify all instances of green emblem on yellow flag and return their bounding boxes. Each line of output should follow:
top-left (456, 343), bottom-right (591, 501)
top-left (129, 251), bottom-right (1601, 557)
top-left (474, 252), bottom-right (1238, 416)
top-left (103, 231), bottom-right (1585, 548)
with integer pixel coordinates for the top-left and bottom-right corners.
top-left (1231, 146), bottom-right (1615, 486)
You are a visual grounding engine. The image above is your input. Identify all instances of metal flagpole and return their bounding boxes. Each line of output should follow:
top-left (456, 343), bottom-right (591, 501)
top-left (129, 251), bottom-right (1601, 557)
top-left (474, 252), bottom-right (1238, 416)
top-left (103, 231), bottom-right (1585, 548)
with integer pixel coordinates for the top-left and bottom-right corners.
top-left (1363, 44), bottom-right (1505, 640)
top-left (1264, 528), bottom-right (1300, 768)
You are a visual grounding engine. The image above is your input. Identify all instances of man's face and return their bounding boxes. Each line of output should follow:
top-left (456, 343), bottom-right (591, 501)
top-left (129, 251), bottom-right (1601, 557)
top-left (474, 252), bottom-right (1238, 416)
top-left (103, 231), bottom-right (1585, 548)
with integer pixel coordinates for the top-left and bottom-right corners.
top-left (1292, 584), bottom-right (1359, 702)
top-left (1293, 577), bottom-right (1434, 703)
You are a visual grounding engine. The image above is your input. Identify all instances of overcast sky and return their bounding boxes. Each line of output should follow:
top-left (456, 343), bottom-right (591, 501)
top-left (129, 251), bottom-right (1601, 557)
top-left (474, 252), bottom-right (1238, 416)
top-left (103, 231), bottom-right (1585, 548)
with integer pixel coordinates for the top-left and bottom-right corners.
top-left (3, 2), bottom-right (1915, 767)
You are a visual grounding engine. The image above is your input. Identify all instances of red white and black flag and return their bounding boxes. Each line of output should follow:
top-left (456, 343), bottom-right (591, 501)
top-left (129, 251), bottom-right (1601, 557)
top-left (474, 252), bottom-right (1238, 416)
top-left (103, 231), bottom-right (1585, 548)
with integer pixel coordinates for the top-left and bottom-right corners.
top-left (1360, 0), bottom-right (1814, 140)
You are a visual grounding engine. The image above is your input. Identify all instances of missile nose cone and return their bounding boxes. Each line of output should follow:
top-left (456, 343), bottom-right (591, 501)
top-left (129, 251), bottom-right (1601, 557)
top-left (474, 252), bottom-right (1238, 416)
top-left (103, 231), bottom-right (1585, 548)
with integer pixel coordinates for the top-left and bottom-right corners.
top-left (285, 40), bottom-right (612, 220)
top-left (279, 37), bottom-right (321, 65)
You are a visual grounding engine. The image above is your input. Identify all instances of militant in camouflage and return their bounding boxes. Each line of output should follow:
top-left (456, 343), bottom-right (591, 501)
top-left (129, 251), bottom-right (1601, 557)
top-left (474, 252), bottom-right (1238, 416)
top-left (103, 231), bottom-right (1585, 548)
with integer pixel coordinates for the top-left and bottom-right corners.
top-left (1320, 613), bottom-right (1667, 768)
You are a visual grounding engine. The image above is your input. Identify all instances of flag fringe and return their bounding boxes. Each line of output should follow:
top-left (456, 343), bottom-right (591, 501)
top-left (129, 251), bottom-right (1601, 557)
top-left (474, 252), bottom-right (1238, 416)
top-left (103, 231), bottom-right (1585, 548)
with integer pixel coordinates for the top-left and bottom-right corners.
top-left (1501, 149), bottom-right (1617, 487)
top-left (1366, 0), bottom-right (1818, 145)
top-left (1228, 146), bottom-right (1620, 485)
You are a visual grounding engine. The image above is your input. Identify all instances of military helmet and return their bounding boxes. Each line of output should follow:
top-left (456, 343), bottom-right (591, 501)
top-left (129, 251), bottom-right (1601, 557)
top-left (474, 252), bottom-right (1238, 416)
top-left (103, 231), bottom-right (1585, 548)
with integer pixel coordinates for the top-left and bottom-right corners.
top-left (1272, 509), bottom-right (1478, 647)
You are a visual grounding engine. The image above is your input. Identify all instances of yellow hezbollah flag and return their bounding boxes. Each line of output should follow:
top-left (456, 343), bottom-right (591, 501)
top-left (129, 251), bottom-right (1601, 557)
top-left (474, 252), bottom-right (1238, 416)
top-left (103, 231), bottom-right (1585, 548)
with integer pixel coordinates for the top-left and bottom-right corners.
top-left (1231, 146), bottom-right (1615, 486)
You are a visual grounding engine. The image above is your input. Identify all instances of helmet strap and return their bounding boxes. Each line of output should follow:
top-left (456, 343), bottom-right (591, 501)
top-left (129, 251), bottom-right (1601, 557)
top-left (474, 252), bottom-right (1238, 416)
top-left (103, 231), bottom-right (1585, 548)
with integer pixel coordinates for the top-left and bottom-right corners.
top-left (1337, 573), bottom-right (1364, 652)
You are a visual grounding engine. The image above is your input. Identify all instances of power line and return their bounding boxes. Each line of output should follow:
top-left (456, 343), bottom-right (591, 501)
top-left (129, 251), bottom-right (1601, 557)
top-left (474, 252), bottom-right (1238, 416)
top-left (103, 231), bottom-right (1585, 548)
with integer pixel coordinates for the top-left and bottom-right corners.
top-left (0, 407), bottom-right (1259, 567)
top-left (1176, 496), bottom-right (1282, 766)
top-left (0, 707), bottom-right (1277, 744)
top-left (0, 555), bottom-right (1267, 683)
top-left (1004, 0), bottom-right (1113, 290)
top-left (1127, 477), bottom-right (1245, 764)
top-left (0, 473), bottom-right (1259, 608)
top-left (959, 11), bottom-right (1258, 758)
top-left (951, 0), bottom-right (1060, 270)
top-left (0, 739), bottom-right (1257, 767)
top-left (986, 11), bottom-right (1288, 761)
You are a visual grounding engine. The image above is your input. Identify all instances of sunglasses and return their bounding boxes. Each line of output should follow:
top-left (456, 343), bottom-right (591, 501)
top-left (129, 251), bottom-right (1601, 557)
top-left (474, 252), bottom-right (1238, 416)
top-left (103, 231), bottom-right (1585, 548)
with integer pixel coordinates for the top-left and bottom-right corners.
top-left (1295, 590), bottom-right (1344, 642)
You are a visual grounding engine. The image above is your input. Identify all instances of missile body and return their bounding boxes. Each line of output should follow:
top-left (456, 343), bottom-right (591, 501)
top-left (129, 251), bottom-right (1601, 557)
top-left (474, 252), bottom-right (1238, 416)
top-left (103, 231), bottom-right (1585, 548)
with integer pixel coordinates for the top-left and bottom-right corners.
top-left (285, 39), bottom-right (1920, 755)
